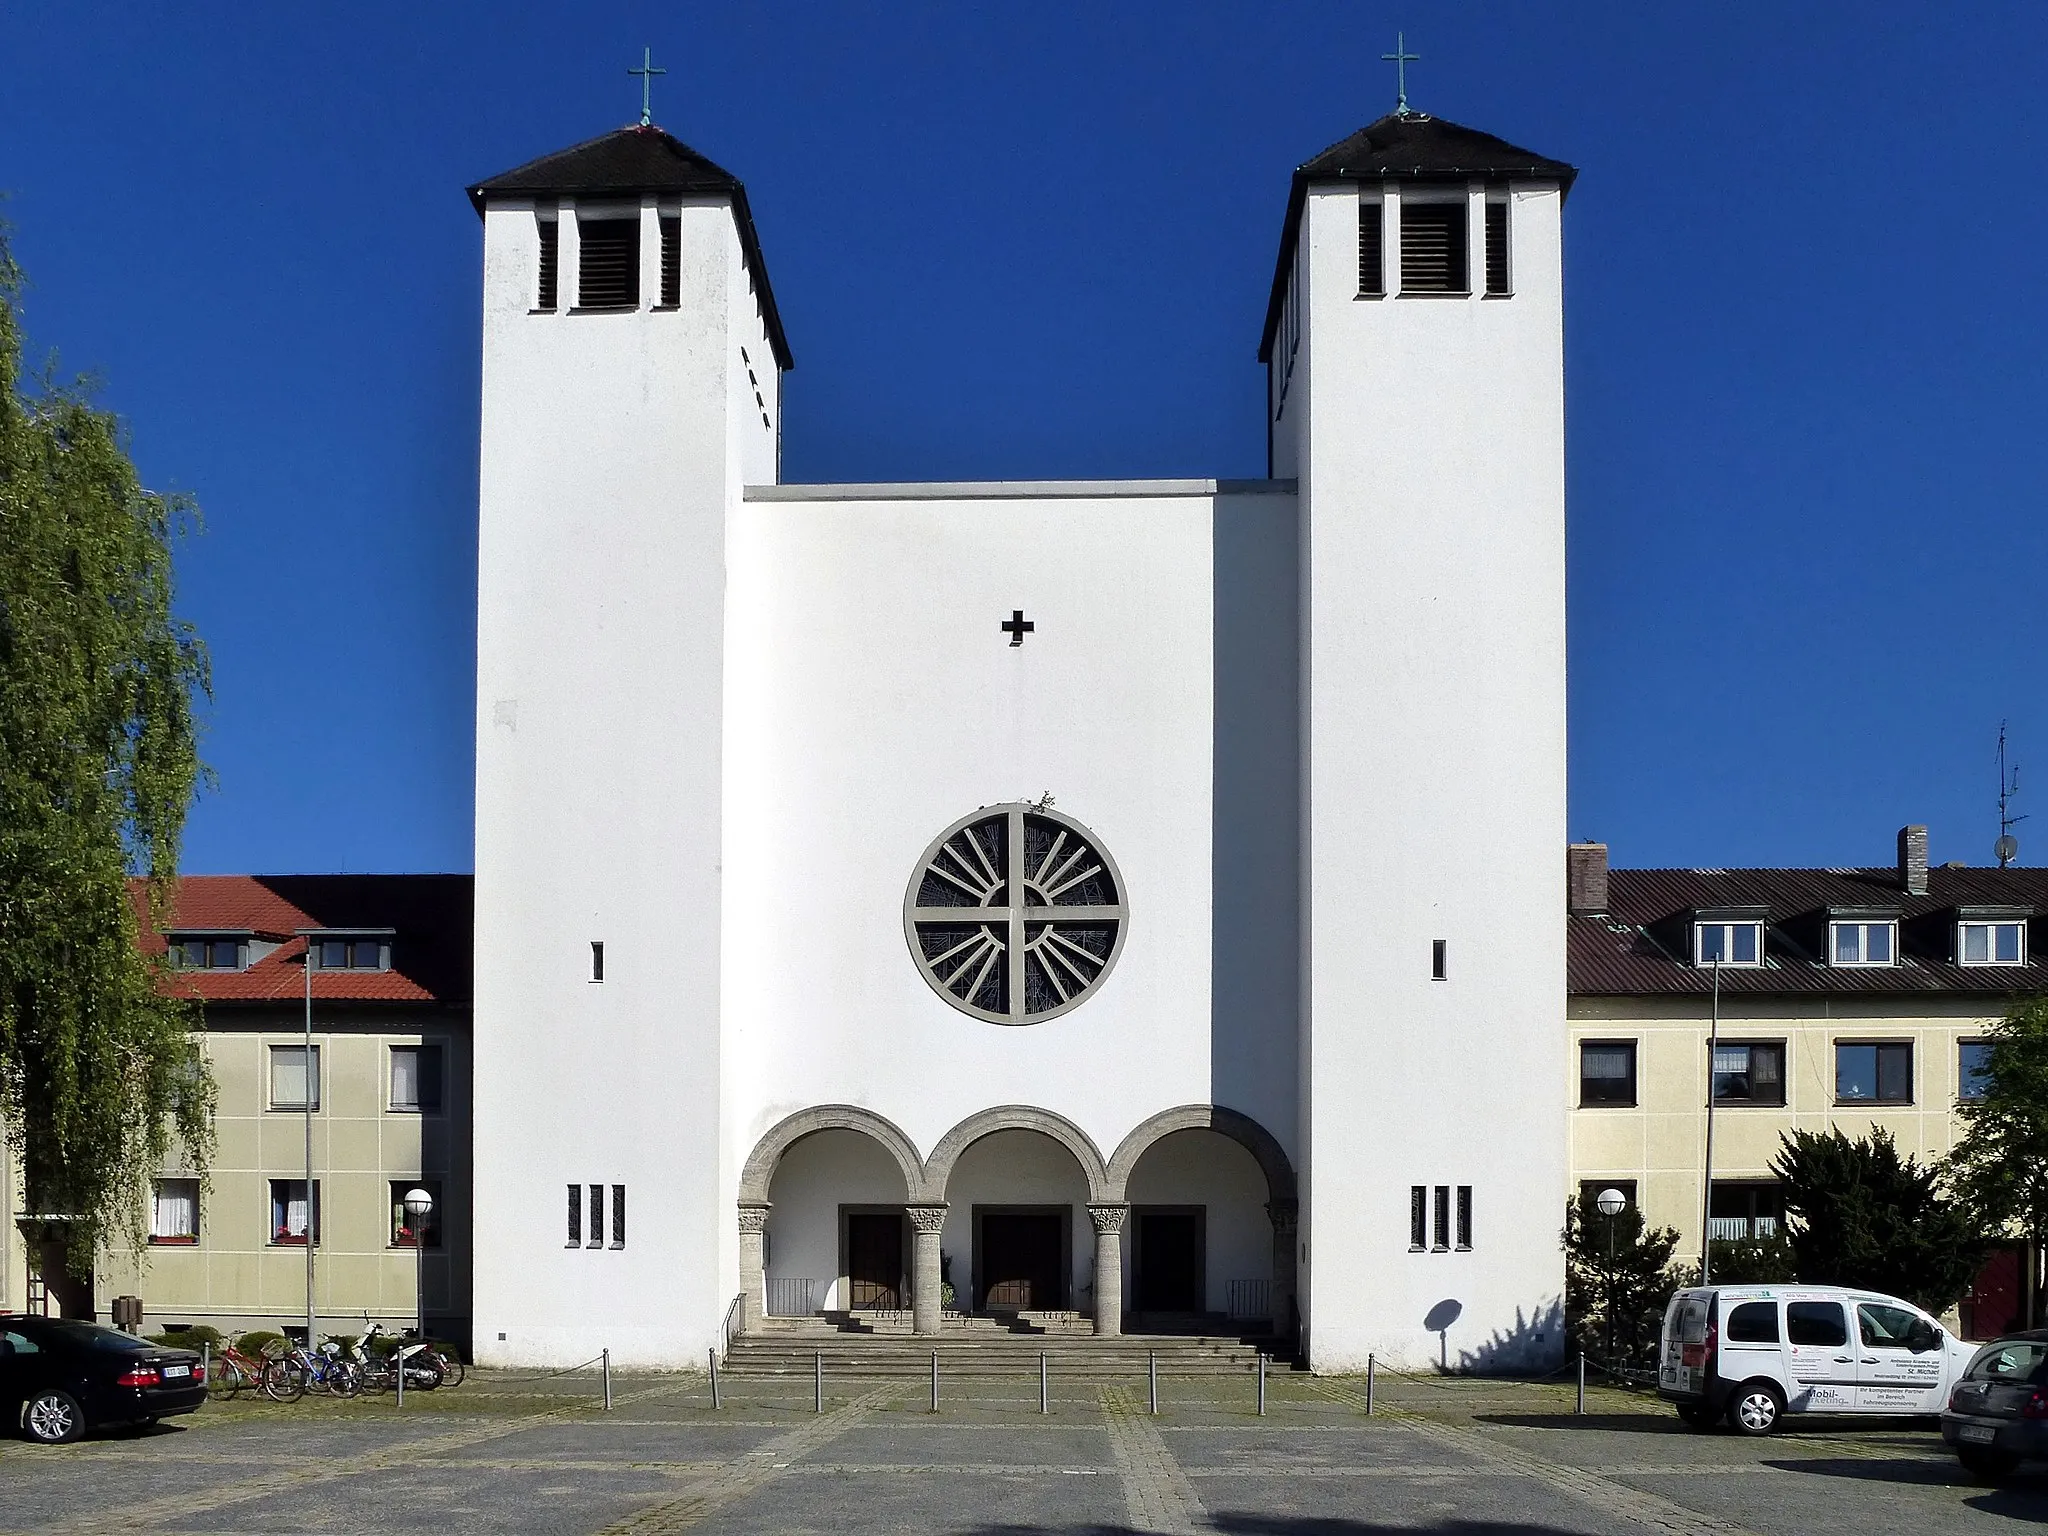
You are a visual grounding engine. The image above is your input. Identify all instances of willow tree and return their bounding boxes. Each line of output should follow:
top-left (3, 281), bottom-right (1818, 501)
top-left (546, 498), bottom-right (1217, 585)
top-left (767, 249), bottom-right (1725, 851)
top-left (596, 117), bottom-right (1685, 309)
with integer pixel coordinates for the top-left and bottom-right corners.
top-left (0, 226), bottom-right (213, 1278)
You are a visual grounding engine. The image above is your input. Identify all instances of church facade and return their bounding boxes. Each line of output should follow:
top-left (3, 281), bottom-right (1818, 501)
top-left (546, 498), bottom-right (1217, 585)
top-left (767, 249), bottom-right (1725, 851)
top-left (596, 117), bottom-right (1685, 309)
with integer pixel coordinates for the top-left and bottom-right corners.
top-left (467, 110), bottom-right (1574, 1373)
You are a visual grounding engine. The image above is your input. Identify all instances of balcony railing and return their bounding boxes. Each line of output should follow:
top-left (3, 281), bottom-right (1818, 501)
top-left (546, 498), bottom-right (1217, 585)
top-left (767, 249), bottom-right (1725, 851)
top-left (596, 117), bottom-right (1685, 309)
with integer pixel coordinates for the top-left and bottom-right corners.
top-left (1706, 1216), bottom-right (1779, 1243)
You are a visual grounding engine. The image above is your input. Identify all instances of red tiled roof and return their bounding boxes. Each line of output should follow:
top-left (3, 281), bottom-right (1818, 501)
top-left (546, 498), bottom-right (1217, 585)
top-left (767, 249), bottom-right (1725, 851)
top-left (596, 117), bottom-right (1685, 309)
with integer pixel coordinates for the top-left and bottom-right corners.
top-left (133, 875), bottom-right (472, 1006)
top-left (1570, 866), bottom-right (2048, 998)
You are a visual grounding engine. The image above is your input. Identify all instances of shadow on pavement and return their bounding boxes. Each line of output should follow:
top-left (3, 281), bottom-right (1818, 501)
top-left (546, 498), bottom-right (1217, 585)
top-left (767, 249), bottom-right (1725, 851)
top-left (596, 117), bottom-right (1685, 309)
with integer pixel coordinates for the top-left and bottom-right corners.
top-left (1763, 1456), bottom-right (1969, 1487)
top-left (1967, 1483), bottom-right (2048, 1522)
top-left (966, 1522), bottom-right (1641, 1535)
top-left (1474, 1412), bottom-right (1682, 1435)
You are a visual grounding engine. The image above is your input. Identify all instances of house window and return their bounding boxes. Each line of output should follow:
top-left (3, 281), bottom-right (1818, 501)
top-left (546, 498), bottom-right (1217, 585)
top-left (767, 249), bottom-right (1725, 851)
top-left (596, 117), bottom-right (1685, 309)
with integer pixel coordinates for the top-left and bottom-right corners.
top-left (1712, 1042), bottom-right (1786, 1106)
top-left (1960, 1040), bottom-right (1993, 1102)
top-left (169, 935), bottom-right (245, 970)
top-left (611, 1184), bottom-right (627, 1248)
top-left (1695, 921), bottom-right (1762, 966)
top-left (566, 1184), bottom-right (582, 1247)
top-left (389, 1045), bottom-right (444, 1113)
top-left (536, 216), bottom-right (558, 310)
top-left (268, 1045), bottom-right (320, 1111)
top-left (314, 937), bottom-right (386, 971)
top-left (389, 1181), bottom-right (443, 1249)
top-left (577, 216), bottom-right (639, 309)
top-left (1831, 921), bottom-right (1896, 966)
top-left (1359, 200), bottom-right (1385, 296)
top-left (590, 941), bottom-right (605, 983)
top-left (1959, 921), bottom-right (2026, 966)
top-left (1456, 1186), bottom-right (1473, 1251)
top-left (1400, 202), bottom-right (1467, 292)
top-left (659, 213), bottom-right (680, 307)
top-left (1708, 1183), bottom-right (1784, 1242)
top-left (1431, 1185), bottom-right (1451, 1251)
top-left (1483, 201), bottom-right (1509, 294)
top-left (1837, 1041), bottom-right (1913, 1105)
top-left (1431, 939), bottom-right (1448, 981)
top-left (150, 1179), bottom-right (200, 1244)
top-left (1409, 1185), bottom-right (1426, 1250)
top-left (1578, 1179), bottom-right (1636, 1213)
top-left (1579, 1041), bottom-right (1637, 1106)
top-left (270, 1179), bottom-right (320, 1245)
top-left (588, 1184), bottom-right (605, 1249)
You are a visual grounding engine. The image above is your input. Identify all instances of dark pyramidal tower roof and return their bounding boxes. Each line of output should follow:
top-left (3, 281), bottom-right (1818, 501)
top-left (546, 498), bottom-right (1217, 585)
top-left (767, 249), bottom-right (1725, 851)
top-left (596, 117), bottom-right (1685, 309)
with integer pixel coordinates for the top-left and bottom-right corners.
top-left (1259, 112), bottom-right (1576, 361)
top-left (469, 124), bottom-right (792, 369)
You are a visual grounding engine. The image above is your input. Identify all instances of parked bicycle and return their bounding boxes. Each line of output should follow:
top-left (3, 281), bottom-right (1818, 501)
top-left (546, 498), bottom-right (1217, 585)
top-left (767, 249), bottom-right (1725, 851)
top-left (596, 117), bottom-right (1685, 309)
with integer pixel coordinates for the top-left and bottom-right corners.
top-left (205, 1338), bottom-right (291, 1402)
top-left (335, 1317), bottom-right (443, 1393)
top-left (266, 1340), bottom-right (364, 1400)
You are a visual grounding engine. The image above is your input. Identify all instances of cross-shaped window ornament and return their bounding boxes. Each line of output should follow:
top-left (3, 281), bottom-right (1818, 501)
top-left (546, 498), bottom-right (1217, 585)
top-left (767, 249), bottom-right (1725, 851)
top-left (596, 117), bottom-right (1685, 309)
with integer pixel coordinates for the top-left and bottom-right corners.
top-left (1001, 610), bottom-right (1035, 647)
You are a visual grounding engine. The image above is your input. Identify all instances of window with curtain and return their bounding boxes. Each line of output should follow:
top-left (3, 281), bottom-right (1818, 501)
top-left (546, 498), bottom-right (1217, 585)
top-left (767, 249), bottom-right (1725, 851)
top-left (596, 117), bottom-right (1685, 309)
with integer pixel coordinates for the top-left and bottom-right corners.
top-left (389, 1181), bottom-right (443, 1248)
top-left (269, 1045), bottom-right (320, 1110)
top-left (150, 1179), bottom-right (199, 1243)
top-left (270, 1179), bottom-right (320, 1244)
top-left (389, 1044), bottom-right (444, 1112)
top-left (1578, 1041), bottom-right (1637, 1105)
top-left (1712, 1042), bottom-right (1786, 1105)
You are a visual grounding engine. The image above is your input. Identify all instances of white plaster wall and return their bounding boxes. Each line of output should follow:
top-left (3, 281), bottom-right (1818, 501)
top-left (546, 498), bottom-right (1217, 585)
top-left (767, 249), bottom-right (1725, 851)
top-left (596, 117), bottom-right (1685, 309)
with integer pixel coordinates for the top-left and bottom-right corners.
top-left (764, 1129), bottom-right (909, 1312)
top-left (472, 195), bottom-right (751, 1367)
top-left (939, 1130), bottom-right (1094, 1310)
top-left (1122, 1128), bottom-right (1272, 1313)
top-left (1297, 181), bottom-right (1570, 1372)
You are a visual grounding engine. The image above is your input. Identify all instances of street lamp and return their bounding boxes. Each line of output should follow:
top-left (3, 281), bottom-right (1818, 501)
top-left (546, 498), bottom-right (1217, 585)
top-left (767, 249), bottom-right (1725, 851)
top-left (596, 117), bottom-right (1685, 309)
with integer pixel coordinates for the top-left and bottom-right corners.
top-left (1596, 1187), bottom-right (1627, 1364)
top-left (402, 1188), bottom-right (434, 1346)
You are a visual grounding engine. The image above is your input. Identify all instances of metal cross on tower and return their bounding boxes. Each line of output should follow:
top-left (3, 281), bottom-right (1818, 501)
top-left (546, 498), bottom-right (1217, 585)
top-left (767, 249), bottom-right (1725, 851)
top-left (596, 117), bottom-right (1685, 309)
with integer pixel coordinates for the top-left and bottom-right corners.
top-left (1382, 32), bottom-right (1420, 116)
top-left (629, 46), bottom-right (667, 127)
top-left (1001, 610), bottom-right (1035, 647)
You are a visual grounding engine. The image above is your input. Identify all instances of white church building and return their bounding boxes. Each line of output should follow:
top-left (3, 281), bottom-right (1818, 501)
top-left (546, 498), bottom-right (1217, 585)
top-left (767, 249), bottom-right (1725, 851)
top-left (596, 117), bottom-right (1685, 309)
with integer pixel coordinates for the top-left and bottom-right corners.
top-left (468, 105), bottom-right (1574, 1374)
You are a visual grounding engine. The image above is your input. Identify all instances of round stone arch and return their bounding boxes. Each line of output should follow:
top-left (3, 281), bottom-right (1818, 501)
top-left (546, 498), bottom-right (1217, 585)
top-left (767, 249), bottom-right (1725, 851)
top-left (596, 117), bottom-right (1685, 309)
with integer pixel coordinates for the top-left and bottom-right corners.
top-left (1103, 1104), bottom-right (1296, 1205)
top-left (738, 1104), bottom-right (931, 1205)
top-left (921, 1104), bottom-right (1111, 1205)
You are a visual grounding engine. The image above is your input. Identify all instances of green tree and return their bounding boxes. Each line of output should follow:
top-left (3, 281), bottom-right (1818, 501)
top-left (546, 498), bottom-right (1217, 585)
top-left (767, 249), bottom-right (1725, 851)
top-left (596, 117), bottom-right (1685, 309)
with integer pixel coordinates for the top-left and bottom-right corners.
top-left (1771, 1127), bottom-right (1985, 1313)
top-left (0, 226), bottom-right (213, 1274)
top-left (1945, 996), bottom-right (2048, 1325)
top-left (1705, 1228), bottom-right (1798, 1286)
top-left (1563, 1191), bottom-right (1688, 1368)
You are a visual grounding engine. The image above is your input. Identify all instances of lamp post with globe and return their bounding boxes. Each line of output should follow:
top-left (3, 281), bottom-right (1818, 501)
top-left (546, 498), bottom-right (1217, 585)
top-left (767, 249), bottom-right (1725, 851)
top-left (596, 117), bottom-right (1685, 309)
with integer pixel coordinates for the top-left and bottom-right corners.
top-left (1595, 1187), bottom-right (1628, 1365)
top-left (402, 1187), bottom-right (434, 1347)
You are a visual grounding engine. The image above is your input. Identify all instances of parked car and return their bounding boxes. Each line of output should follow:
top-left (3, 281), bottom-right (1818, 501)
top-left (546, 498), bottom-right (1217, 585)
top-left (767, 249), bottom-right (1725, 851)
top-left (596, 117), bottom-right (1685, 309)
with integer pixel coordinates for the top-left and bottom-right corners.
top-left (0, 1314), bottom-right (207, 1444)
top-left (1658, 1284), bottom-right (1977, 1434)
top-left (1940, 1330), bottom-right (2048, 1479)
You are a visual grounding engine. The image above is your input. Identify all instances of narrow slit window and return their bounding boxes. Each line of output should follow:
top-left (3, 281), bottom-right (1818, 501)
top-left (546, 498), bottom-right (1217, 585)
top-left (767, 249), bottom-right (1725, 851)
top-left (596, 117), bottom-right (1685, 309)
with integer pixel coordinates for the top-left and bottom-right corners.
top-left (1409, 1186), bottom-right (1427, 1250)
top-left (1431, 939), bottom-right (1448, 981)
top-left (590, 941), bottom-right (605, 983)
top-left (612, 1184), bottom-right (627, 1248)
top-left (1456, 1186), bottom-right (1473, 1250)
top-left (566, 1184), bottom-right (582, 1247)
top-left (1400, 202), bottom-right (1468, 292)
top-left (536, 218), bottom-right (559, 310)
top-left (1432, 1185), bottom-right (1451, 1250)
top-left (577, 217), bottom-right (639, 310)
top-left (588, 1184), bottom-right (605, 1248)
top-left (1484, 202), bottom-right (1509, 294)
top-left (659, 214), bottom-right (680, 307)
top-left (1359, 200), bottom-right (1384, 296)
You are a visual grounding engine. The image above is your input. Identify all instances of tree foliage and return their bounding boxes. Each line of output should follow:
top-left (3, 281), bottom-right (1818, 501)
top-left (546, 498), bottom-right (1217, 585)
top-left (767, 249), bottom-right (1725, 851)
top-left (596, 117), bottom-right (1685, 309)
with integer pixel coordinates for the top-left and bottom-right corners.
top-left (1563, 1191), bottom-right (1688, 1368)
top-left (1946, 995), bottom-right (2048, 1323)
top-left (1705, 1229), bottom-right (1798, 1286)
top-left (0, 225), bottom-right (213, 1265)
top-left (1771, 1127), bottom-right (1986, 1314)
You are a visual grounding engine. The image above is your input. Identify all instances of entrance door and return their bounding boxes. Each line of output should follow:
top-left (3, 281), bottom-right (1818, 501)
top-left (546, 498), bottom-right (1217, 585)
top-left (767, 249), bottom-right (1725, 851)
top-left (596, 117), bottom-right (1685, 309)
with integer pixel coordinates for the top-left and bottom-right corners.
top-left (979, 1212), bottom-right (1065, 1310)
top-left (846, 1213), bottom-right (904, 1310)
top-left (1136, 1210), bottom-right (1205, 1313)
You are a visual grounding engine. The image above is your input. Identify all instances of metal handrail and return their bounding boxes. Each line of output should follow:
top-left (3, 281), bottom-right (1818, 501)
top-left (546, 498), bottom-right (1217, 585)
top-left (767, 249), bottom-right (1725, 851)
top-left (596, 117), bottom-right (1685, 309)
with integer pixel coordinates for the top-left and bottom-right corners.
top-left (719, 1292), bottom-right (745, 1360)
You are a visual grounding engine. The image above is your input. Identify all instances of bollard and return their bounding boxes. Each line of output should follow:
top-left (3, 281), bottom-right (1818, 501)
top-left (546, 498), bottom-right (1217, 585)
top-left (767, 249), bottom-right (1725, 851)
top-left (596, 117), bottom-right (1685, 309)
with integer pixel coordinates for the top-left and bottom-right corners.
top-left (603, 1348), bottom-right (613, 1411)
top-left (1365, 1354), bottom-right (1375, 1416)
top-left (1039, 1351), bottom-right (1049, 1415)
top-left (815, 1350), bottom-right (824, 1414)
top-left (709, 1347), bottom-right (721, 1410)
top-left (396, 1345), bottom-right (405, 1407)
top-left (930, 1349), bottom-right (940, 1414)
top-left (1257, 1351), bottom-right (1267, 1417)
top-left (1576, 1352), bottom-right (1585, 1416)
top-left (201, 1342), bottom-right (210, 1390)
top-left (1148, 1351), bottom-right (1158, 1415)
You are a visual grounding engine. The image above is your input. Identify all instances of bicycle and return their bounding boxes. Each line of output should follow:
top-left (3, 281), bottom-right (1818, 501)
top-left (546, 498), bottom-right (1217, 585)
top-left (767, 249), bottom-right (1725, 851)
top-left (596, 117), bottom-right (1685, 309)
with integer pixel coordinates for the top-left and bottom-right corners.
top-left (205, 1340), bottom-right (272, 1402)
top-left (270, 1341), bottom-right (363, 1399)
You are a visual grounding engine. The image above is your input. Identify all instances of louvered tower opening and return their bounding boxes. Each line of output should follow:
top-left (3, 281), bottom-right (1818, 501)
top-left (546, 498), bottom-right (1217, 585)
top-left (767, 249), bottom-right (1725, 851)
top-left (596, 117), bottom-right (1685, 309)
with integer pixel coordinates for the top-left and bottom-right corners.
top-left (577, 218), bottom-right (639, 310)
top-left (1484, 202), bottom-right (1509, 295)
top-left (535, 218), bottom-right (559, 311)
top-left (659, 214), bottom-right (680, 307)
top-left (1399, 202), bottom-right (1467, 293)
top-left (1358, 200), bottom-right (1384, 296)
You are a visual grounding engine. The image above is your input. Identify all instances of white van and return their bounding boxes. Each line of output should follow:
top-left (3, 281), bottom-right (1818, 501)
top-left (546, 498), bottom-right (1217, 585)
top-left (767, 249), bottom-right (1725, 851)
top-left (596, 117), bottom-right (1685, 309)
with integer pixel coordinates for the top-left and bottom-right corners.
top-left (1659, 1284), bottom-right (1979, 1434)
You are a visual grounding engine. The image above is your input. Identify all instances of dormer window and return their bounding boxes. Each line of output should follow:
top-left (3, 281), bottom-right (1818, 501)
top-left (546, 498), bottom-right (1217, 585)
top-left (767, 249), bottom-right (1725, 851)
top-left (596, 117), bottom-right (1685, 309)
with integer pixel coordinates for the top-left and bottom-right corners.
top-left (1694, 920), bottom-right (1762, 967)
top-left (169, 934), bottom-right (246, 970)
top-left (310, 934), bottom-right (389, 971)
top-left (1959, 919), bottom-right (2026, 967)
top-left (1830, 919), bottom-right (1896, 967)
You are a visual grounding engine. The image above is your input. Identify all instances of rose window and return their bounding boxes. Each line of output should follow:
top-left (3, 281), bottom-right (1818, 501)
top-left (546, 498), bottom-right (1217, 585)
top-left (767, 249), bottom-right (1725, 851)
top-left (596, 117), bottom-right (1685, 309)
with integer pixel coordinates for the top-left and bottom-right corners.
top-left (905, 805), bottom-right (1127, 1024)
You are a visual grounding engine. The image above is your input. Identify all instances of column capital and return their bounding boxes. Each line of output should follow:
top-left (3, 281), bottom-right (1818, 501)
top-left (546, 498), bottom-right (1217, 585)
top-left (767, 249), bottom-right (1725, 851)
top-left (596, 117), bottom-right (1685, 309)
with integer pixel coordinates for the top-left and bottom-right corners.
top-left (906, 1203), bottom-right (949, 1234)
top-left (1086, 1202), bottom-right (1129, 1235)
top-left (1265, 1199), bottom-right (1298, 1235)
top-left (736, 1201), bottom-right (772, 1234)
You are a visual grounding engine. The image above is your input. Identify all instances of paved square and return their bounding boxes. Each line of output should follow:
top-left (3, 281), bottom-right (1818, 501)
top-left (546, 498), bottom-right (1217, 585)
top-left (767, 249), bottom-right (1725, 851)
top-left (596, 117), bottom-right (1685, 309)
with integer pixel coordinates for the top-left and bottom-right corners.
top-left (0, 1368), bottom-right (2039, 1534)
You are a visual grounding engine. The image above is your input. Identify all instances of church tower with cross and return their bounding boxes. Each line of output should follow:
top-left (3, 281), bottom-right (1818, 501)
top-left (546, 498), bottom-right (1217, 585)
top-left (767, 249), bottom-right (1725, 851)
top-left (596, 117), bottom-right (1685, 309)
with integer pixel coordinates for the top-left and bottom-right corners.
top-left (466, 72), bottom-right (1574, 1373)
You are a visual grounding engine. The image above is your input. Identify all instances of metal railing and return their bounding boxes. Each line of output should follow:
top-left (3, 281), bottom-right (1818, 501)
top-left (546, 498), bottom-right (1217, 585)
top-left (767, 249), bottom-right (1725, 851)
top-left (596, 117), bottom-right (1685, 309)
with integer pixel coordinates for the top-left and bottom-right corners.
top-left (1706, 1216), bottom-right (1778, 1242)
top-left (719, 1292), bottom-right (745, 1357)
top-left (768, 1277), bottom-right (818, 1317)
top-left (1225, 1279), bottom-right (1271, 1320)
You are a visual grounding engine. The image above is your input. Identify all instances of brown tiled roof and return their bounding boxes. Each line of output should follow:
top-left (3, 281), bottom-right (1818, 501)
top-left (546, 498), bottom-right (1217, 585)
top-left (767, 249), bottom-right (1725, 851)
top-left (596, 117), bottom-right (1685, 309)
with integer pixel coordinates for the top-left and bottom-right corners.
top-left (1570, 866), bottom-right (2048, 998)
top-left (133, 875), bottom-right (472, 1006)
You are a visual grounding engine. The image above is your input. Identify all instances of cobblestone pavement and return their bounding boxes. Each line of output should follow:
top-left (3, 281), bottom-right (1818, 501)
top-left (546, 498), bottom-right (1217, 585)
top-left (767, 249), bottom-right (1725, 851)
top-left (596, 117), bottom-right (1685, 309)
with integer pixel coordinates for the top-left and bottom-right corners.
top-left (0, 1367), bottom-right (2040, 1535)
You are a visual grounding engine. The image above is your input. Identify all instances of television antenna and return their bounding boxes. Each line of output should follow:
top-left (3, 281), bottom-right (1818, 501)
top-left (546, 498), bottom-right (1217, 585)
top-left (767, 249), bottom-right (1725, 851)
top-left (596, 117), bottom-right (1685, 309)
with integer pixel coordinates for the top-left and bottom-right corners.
top-left (1996, 721), bottom-right (2026, 868)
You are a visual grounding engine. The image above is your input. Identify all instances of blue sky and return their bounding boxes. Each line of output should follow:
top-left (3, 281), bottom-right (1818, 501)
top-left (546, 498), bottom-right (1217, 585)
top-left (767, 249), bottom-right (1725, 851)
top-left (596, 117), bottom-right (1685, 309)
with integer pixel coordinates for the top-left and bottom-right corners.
top-left (4, 3), bottom-right (2044, 875)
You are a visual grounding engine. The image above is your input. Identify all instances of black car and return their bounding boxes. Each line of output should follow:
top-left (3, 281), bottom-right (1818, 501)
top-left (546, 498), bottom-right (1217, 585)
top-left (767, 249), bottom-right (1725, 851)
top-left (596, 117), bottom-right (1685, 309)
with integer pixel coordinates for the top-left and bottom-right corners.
top-left (1941, 1329), bottom-right (2048, 1479)
top-left (0, 1315), bottom-right (207, 1443)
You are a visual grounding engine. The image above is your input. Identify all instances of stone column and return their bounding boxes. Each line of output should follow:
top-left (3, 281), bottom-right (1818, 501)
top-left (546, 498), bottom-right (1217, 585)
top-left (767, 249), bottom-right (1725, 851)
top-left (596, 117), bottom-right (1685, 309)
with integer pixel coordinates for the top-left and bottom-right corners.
top-left (737, 1202), bottom-right (771, 1335)
top-left (908, 1204), bottom-right (949, 1336)
top-left (1088, 1204), bottom-right (1129, 1337)
top-left (1267, 1199), bottom-right (1299, 1344)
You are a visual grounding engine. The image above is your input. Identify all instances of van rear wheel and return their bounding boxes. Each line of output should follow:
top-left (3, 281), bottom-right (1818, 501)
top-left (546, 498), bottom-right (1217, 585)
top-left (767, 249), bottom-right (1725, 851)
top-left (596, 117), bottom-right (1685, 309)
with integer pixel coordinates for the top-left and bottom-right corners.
top-left (1727, 1382), bottom-right (1783, 1436)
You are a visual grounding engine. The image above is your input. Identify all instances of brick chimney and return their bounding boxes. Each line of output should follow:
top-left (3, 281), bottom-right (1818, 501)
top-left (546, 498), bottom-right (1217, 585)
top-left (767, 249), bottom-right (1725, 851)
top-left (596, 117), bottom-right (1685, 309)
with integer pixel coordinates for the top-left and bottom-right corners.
top-left (1567, 842), bottom-right (1609, 916)
top-left (1898, 825), bottom-right (1929, 895)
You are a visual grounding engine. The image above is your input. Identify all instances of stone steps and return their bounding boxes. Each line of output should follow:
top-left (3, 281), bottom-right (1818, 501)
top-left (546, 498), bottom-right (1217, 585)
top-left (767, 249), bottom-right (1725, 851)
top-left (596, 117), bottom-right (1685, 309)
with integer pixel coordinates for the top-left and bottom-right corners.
top-left (721, 1328), bottom-right (1282, 1377)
